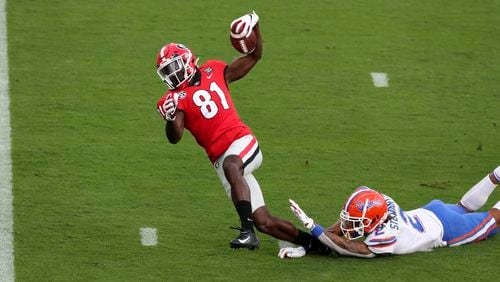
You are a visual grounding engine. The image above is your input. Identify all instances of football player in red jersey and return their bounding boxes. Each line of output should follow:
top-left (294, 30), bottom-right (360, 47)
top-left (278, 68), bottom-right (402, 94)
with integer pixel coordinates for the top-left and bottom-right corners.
top-left (155, 12), bottom-right (323, 252)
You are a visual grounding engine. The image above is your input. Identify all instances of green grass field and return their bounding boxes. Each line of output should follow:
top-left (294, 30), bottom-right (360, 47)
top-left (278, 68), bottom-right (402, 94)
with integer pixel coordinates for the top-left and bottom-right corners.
top-left (6, 0), bottom-right (500, 280)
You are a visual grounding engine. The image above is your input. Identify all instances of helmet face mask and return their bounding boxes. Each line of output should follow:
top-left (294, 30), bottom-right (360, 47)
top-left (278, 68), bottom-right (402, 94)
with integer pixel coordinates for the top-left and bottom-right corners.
top-left (156, 43), bottom-right (198, 90)
top-left (340, 203), bottom-right (373, 240)
top-left (340, 187), bottom-right (388, 240)
top-left (157, 55), bottom-right (189, 90)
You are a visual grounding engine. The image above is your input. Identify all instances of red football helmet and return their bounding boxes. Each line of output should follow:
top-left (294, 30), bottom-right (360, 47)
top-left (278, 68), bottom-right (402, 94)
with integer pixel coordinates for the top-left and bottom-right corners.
top-left (156, 43), bottom-right (199, 90)
top-left (340, 186), bottom-right (388, 240)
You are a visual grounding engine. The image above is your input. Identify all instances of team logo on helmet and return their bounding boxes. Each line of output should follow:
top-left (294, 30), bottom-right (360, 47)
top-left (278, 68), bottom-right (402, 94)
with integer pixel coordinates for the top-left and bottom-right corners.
top-left (340, 188), bottom-right (389, 240)
top-left (355, 199), bottom-right (383, 212)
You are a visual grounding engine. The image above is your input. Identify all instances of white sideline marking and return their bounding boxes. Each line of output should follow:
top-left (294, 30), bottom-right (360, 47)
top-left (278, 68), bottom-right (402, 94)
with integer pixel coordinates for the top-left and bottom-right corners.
top-left (371, 72), bottom-right (389, 87)
top-left (140, 228), bottom-right (158, 246)
top-left (0, 0), bottom-right (14, 280)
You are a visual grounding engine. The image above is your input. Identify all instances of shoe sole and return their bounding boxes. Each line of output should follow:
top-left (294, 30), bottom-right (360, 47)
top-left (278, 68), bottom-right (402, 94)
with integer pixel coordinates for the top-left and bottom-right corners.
top-left (229, 243), bottom-right (260, 250)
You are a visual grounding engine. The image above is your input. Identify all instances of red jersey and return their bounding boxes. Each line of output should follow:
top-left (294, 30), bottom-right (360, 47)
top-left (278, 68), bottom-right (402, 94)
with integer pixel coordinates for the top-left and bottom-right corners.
top-left (157, 60), bottom-right (252, 162)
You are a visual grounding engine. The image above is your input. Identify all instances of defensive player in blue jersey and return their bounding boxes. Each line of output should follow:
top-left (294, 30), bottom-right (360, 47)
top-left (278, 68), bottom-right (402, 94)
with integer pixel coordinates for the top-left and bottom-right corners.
top-left (279, 166), bottom-right (500, 258)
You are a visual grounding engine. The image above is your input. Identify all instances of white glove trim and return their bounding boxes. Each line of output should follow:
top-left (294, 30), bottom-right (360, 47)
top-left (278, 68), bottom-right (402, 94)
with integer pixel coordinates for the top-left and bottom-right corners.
top-left (162, 92), bottom-right (179, 121)
top-left (289, 199), bottom-right (314, 230)
top-left (230, 11), bottom-right (259, 39)
top-left (278, 246), bottom-right (306, 259)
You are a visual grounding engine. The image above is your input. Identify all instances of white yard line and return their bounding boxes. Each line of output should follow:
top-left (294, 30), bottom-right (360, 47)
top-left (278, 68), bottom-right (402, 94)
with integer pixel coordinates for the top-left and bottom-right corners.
top-left (371, 72), bottom-right (389, 87)
top-left (140, 227), bottom-right (158, 246)
top-left (0, 0), bottom-right (14, 281)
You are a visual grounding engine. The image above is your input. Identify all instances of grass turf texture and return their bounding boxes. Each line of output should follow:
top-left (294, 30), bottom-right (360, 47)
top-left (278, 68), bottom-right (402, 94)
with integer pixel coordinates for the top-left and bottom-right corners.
top-left (7, 0), bottom-right (500, 280)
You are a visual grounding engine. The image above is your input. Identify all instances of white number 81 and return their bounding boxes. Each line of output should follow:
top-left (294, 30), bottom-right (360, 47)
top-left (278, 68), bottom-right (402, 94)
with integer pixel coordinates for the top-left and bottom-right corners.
top-left (192, 82), bottom-right (230, 119)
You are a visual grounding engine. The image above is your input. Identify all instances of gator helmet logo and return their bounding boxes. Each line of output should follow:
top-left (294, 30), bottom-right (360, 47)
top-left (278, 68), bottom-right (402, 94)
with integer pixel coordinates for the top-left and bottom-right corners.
top-left (355, 200), bottom-right (383, 211)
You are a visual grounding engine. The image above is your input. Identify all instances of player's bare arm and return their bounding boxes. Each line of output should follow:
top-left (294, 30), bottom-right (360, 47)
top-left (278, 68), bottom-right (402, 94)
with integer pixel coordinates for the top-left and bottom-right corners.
top-left (327, 220), bottom-right (343, 235)
top-left (165, 111), bottom-right (184, 144)
top-left (323, 230), bottom-right (373, 255)
top-left (225, 23), bottom-right (263, 84)
top-left (156, 92), bottom-right (184, 144)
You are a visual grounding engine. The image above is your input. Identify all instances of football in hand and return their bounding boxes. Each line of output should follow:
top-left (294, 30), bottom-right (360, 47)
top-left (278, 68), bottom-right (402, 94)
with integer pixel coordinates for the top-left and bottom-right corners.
top-left (230, 28), bottom-right (257, 54)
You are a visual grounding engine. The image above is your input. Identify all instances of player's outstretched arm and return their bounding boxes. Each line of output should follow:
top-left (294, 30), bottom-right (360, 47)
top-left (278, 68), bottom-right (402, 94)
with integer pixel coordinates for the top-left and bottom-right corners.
top-left (320, 229), bottom-right (375, 258)
top-left (225, 23), bottom-right (263, 84)
top-left (327, 220), bottom-right (343, 236)
top-left (288, 199), bottom-right (375, 258)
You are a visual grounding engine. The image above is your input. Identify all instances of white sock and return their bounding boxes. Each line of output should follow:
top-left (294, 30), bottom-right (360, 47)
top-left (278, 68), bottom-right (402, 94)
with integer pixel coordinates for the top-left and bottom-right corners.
top-left (460, 173), bottom-right (497, 211)
top-left (493, 201), bottom-right (500, 211)
top-left (493, 166), bottom-right (500, 184)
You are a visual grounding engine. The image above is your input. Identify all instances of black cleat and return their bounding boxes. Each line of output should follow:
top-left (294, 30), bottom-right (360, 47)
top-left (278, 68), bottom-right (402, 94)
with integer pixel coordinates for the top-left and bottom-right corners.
top-left (230, 230), bottom-right (260, 250)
